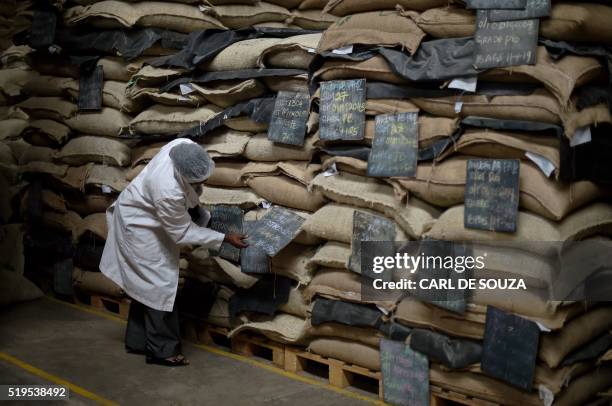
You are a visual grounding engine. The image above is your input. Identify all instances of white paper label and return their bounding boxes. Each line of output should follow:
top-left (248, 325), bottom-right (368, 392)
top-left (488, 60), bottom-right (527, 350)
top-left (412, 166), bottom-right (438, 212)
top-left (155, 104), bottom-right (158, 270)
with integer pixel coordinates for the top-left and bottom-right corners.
top-left (538, 385), bottom-right (554, 406)
top-left (454, 101), bottom-right (464, 113)
top-left (449, 76), bottom-right (478, 93)
top-left (323, 163), bottom-right (339, 177)
top-left (526, 152), bottom-right (556, 178)
top-left (101, 185), bottom-right (112, 194)
top-left (306, 48), bottom-right (316, 54)
top-left (535, 321), bottom-right (552, 333)
top-left (260, 201), bottom-right (272, 209)
top-left (570, 126), bottom-right (592, 147)
top-left (376, 305), bottom-right (389, 316)
top-left (331, 45), bottom-right (353, 55)
top-left (179, 83), bottom-right (195, 95)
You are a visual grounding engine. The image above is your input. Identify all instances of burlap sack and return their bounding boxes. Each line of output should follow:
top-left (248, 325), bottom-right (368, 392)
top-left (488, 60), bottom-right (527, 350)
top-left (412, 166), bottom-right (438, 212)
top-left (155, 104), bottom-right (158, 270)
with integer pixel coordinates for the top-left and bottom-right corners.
top-left (223, 116), bottom-right (269, 132)
top-left (413, 89), bottom-right (562, 125)
top-left (303, 268), bottom-right (401, 310)
top-left (131, 65), bottom-right (186, 87)
top-left (302, 203), bottom-right (408, 244)
top-left (0, 68), bottom-right (30, 99)
top-left (399, 157), bottom-right (603, 221)
top-left (130, 142), bottom-right (164, 167)
top-left (415, 6), bottom-right (473, 38)
top-left (308, 338), bottom-right (380, 371)
top-left (23, 74), bottom-right (74, 97)
top-left (127, 85), bottom-right (203, 107)
top-left (86, 165), bottom-right (129, 192)
top-left (564, 102), bottom-right (612, 139)
top-left (201, 3), bottom-right (291, 29)
top-left (258, 33), bottom-right (321, 69)
top-left (17, 97), bottom-right (77, 121)
top-left (278, 286), bottom-right (310, 318)
top-left (207, 285), bottom-right (235, 328)
top-left (191, 80), bottom-right (265, 108)
top-left (287, 10), bottom-right (338, 30)
top-left (64, 1), bottom-right (227, 33)
top-left (126, 165), bottom-right (144, 181)
top-left (199, 129), bottom-right (251, 158)
top-left (310, 172), bottom-right (439, 239)
top-left (0, 142), bottom-right (15, 165)
top-left (25, 119), bottom-right (71, 146)
top-left (0, 224), bottom-right (24, 274)
top-left (313, 56), bottom-right (407, 85)
top-left (261, 75), bottom-right (309, 93)
top-left (199, 186), bottom-right (264, 209)
top-left (244, 134), bottom-right (315, 161)
top-left (65, 80), bottom-right (140, 113)
top-left (203, 38), bottom-right (284, 71)
top-left (0, 270), bottom-right (44, 307)
top-left (307, 321), bottom-right (381, 347)
top-left (246, 176), bottom-right (327, 212)
top-left (73, 268), bottom-right (124, 297)
top-left (298, 0), bottom-right (328, 10)
top-left (17, 146), bottom-right (54, 165)
top-left (129, 104), bottom-right (221, 135)
top-left (78, 213), bottom-right (108, 241)
top-left (271, 243), bottom-right (317, 284)
top-left (540, 307), bottom-right (612, 369)
top-left (32, 56), bottom-right (147, 83)
top-left (212, 256), bottom-right (260, 289)
top-left (229, 313), bottom-right (310, 345)
top-left (0, 118), bottom-right (28, 141)
top-left (56, 136), bottom-right (131, 167)
top-left (206, 162), bottom-right (250, 188)
top-left (65, 108), bottom-right (131, 137)
top-left (559, 203), bottom-right (612, 241)
top-left (67, 194), bottom-right (114, 216)
top-left (308, 241), bottom-right (350, 270)
top-left (42, 209), bottom-right (84, 242)
top-left (317, 11), bottom-right (425, 54)
top-left (326, 0), bottom-right (446, 15)
top-left (266, 0), bottom-right (302, 7)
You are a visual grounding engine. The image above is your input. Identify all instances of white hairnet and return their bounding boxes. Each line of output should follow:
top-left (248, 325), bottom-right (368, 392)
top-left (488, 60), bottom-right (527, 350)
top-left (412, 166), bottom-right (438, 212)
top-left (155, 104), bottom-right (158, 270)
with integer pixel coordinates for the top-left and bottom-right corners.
top-left (169, 142), bottom-right (215, 183)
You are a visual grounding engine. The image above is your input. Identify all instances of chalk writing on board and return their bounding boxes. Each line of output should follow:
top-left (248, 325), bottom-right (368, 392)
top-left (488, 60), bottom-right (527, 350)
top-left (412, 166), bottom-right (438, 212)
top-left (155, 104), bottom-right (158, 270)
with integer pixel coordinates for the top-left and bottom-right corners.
top-left (349, 211), bottom-right (396, 279)
top-left (241, 221), bottom-right (270, 274)
top-left (464, 159), bottom-right (520, 233)
top-left (482, 307), bottom-right (540, 390)
top-left (368, 112), bottom-right (418, 178)
top-left (246, 207), bottom-right (305, 257)
top-left (209, 205), bottom-right (243, 262)
top-left (79, 65), bottom-right (103, 111)
top-left (319, 79), bottom-right (366, 141)
top-left (466, 0), bottom-right (526, 9)
top-left (380, 338), bottom-right (429, 406)
top-left (488, 0), bottom-right (551, 21)
top-left (267, 91), bottom-right (310, 146)
top-left (473, 11), bottom-right (538, 69)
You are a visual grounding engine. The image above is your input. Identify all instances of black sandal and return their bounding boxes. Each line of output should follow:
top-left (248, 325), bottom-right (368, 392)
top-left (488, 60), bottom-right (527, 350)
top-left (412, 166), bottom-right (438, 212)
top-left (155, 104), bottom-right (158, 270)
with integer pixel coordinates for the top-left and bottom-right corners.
top-left (146, 354), bottom-right (190, 367)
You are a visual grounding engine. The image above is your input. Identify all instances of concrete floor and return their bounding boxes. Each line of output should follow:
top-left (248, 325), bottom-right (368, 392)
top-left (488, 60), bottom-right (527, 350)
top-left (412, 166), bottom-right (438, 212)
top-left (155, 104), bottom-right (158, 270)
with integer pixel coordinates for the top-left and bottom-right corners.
top-left (0, 298), bottom-right (370, 406)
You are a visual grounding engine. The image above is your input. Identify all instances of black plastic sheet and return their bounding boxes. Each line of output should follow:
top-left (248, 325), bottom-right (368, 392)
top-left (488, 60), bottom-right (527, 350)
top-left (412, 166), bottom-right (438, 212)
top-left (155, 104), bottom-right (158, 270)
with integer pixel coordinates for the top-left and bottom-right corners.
top-left (409, 328), bottom-right (482, 369)
top-left (78, 65), bottom-right (103, 111)
top-left (561, 333), bottom-right (612, 366)
top-left (228, 275), bottom-right (292, 317)
top-left (178, 279), bottom-right (219, 320)
top-left (379, 322), bottom-right (412, 341)
top-left (311, 298), bottom-right (383, 328)
top-left (30, 5), bottom-right (57, 49)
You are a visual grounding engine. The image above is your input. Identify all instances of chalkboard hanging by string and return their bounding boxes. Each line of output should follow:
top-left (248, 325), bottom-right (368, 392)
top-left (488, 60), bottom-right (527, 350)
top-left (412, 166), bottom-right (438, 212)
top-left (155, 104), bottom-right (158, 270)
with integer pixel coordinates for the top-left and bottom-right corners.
top-left (30, 6), bottom-right (57, 49)
top-left (348, 211), bottom-right (396, 279)
top-left (367, 112), bottom-right (418, 178)
top-left (488, 0), bottom-right (551, 22)
top-left (319, 79), bottom-right (367, 141)
top-left (481, 306), bottom-right (540, 390)
top-left (78, 65), bottom-right (103, 111)
top-left (267, 91), bottom-right (310, 146)
top-left (464, 159), bottom-right (520, 233)
top-left (208, 205), bottom-right (243, 263)
top-left (245, 207), bottom-right (305, 257)
top-left (240, 221), bottom-right (270, 274)
top-left (380, 338), bottom-right (430, 406)
top-left (473, 11), bottom-right (538, 69)
top-left (466, 0), bottom-right (526, 9)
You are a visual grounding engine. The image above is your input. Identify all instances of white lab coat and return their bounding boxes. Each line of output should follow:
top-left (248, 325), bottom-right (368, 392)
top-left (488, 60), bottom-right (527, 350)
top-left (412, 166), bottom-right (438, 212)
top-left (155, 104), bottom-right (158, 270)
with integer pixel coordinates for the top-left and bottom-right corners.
top-left (100, 138), bottom-right (225, 312)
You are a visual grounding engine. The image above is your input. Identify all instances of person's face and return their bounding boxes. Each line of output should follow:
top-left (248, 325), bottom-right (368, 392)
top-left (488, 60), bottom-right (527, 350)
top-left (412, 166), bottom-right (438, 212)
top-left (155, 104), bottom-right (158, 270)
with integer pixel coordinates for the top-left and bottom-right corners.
top-left (190, 181), bottom-right (205, 195)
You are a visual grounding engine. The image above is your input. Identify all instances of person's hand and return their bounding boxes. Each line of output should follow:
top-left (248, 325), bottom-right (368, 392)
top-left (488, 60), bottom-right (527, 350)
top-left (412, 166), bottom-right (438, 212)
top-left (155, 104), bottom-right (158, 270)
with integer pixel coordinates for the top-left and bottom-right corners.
top-left (224, 233), bottom-right (249, 248)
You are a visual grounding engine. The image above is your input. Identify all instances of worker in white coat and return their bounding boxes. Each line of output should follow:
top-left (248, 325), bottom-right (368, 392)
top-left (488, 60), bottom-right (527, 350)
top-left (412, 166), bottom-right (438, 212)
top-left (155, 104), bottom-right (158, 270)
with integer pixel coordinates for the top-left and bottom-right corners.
top-left (100, 139), bottom-right (247, 366)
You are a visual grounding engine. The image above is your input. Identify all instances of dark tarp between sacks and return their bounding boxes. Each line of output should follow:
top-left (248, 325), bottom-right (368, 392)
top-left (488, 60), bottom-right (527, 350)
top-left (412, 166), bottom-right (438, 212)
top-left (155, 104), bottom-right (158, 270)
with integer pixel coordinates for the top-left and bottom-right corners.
top-left (30, 4), bottom-right (58, 49)
top-left (53, 258), bottom-right (74, 296)
top-left (151, 28), bottom-right (321, 70)
top-left (409, 328), bottom-right (482, 369)
top-left (561, 332), bottom-right (612, 366)
top-left (311, 298), bottom-right (383, 328)
top-left (178, 279), bottom-right (219, 320)
top-left (379, 322), bottom-right (412, 341)
top-left (180, 97), bottom-right (275, 139)
top-left (561, 123), bottom-right (612, 184)
top-left (228, 275), bottom-right (292, 317)
top-left (74, 240), bottom-right (104, 271)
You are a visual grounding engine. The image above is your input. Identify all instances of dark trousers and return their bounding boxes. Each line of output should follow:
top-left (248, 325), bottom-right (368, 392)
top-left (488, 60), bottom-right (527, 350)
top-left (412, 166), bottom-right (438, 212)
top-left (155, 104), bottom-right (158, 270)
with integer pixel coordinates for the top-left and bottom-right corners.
top-left (125, 300), bottom-right (182, 359)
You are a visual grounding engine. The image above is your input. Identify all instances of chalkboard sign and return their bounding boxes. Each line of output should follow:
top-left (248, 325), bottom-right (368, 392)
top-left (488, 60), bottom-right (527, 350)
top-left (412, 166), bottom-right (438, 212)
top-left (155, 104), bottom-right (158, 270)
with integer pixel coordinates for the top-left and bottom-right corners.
top-left (78, 65), bottom-right (103, 111)
top-left (464, 159), bottom-right (520, 233)
top-left (368, 112), bottom-right (418, 178)
top-left (466, 0), bottom-right (526, 9)
top-left (30, 7), bottom-right (57, 49)
top-left (241, 221), bottom-right (270, 274)
top-left (489, 0), bottom-right (551, 21)
top-left (380, 338), bottom-right (429, 406)
top-left (209, 205), bottom-right (243, 262)
top-left (267, 91), bottom-right (310, 146)
top-left (481, 307), bottom-right (539, 390)
top-left (473, 11), bottom-right (538, 69)
top-left (246, 207), bottom-right (305, 257)
top-left (348, 211), bottom-right (396, 278)
top-left (319, 79), bottom-right (366, 141)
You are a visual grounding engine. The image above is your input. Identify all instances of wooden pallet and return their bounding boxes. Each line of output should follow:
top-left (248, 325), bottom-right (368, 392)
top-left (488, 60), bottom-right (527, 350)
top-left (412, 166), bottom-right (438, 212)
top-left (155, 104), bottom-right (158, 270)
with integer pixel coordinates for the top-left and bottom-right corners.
top-left (430, 386), bottom-right (500, 406)
top-left (75, 291), bottom-right (130, 319)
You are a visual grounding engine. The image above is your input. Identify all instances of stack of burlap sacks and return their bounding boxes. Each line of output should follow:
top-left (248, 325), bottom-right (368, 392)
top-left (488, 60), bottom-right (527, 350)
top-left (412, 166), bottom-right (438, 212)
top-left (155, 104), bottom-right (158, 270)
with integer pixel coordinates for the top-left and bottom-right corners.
top-left (6, 0), bottom-right (612, 404)
top-left (299, 1), bottom-right (612, 405)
